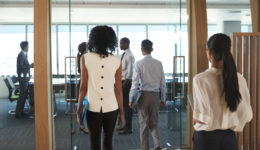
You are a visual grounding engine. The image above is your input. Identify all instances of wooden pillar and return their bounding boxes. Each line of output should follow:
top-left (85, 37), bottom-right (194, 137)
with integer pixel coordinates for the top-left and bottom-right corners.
top-left (34, 0), bottom-right (54, 149)
top-left (186, 0), bottom-right (208, 147)
top-left (250, 0), bottom-right (260, 32)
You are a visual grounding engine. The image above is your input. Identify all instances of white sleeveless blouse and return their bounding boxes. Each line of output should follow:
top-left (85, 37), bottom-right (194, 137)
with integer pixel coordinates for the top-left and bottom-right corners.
top-left (83, 53), bottom-right (121, 113)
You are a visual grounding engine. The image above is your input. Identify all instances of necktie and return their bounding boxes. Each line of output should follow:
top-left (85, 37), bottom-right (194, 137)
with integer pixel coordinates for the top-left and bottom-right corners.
top-left (121, 52), bottom-right (125, 61)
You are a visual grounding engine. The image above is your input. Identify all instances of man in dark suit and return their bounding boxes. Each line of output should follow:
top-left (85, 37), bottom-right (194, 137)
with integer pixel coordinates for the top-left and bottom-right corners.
top-left (15, 41), bottom-right (34, 118)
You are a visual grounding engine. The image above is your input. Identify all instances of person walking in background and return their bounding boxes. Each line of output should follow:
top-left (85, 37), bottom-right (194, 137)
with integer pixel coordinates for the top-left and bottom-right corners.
top-left (16, 41), bottom-right (34, 118)
top-left (76, 26), bottom-right (124, 150)
top-left (118, 37), bottom-right (135, 135)
top-left (192, 33), bottom-right (253, 150)
top-left (76, 42), bottom-right (88, 134)
top-left (129, 39), bottom-right (166, 150)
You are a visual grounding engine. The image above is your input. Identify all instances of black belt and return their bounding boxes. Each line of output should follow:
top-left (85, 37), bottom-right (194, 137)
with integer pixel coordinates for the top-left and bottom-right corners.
top-left (122, 79), bottom-right (132, 81)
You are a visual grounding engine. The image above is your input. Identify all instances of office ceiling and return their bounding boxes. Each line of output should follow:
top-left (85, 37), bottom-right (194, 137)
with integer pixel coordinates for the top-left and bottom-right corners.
top-left (0, 0), bottom-right (250, 4)
top-left (0, 0), bottom-right (251, 24)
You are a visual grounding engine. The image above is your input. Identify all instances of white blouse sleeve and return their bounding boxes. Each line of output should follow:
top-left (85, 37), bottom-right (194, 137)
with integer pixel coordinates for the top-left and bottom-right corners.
top-left (193, 77), bottom-right (211, 125)
top-left (240, 76), bottom-right (253, 123)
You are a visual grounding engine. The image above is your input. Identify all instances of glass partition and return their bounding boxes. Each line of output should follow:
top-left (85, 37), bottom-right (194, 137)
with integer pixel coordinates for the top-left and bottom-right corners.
top-left (52, 1), bottom-right (72, 149)
top-left (0, 2), bottom-right (36, 149)
top-left (52, 0), bottom-right (188, 149)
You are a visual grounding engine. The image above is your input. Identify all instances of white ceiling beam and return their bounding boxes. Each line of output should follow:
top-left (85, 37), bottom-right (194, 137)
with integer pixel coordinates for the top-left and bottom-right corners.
top-left (0, 1), bottom-right (250, 9)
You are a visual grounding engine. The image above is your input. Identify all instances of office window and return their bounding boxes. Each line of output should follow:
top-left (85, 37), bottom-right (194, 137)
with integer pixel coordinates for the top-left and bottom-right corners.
top-left (52, 25), bottom-right (58, 74)
top-left (57, 25), bottom-right (87, 74)
top-left (27, 25), bottom-right (34, 77)
top-left (241, 24), bottom-right (252, 32)
top-left (148, 25), bottom-right (176, 74)
top-left (208, 24), bottom-right (217, 37)
top-left (27, 25), bottom-right (34, 63)
top-left (71, 25), bottom-right (87, 56)
top-left (0, 25), bottom-right (26, 76)
top-left (118, 25), bottom-right (146, 61)
top-left (176, 25), bottom-right (189, 75)
top-left (58, 25), bottom-right (70, 75)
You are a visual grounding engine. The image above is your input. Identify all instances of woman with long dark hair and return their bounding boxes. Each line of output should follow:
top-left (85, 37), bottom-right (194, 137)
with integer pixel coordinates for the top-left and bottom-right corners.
top-left (76, 26), bottom-right (124, 150)
top-left (192, 33), bottom-right (252, 150)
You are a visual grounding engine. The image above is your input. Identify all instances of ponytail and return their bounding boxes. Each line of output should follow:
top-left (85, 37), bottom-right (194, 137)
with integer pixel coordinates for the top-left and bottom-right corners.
top-left (222, 50), bottom-right (241, 112)
top-left (207, 33), bottom-right (241, 112)
top-left (77, 42), bottom-right (87, 73)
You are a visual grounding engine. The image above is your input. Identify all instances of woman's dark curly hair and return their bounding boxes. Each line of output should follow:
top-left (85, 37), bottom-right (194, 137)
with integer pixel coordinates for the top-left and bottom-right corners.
top-left (88, 25), bottom-right (118, 57)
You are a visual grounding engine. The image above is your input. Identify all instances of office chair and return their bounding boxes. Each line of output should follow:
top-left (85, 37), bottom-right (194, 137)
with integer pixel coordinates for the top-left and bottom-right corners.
top-left (4, 77), bottom-right (19, 114)
top-left (4, 76), bottom-right (30, 115)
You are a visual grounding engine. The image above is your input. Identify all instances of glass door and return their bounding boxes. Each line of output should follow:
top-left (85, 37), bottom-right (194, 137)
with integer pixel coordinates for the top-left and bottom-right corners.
top-left (52, 0), bottom-right (190, 149)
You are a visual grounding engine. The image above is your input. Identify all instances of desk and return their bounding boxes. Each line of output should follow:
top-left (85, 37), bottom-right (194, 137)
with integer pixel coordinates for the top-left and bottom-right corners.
top-left (15, 78), bottom-right (68, 117)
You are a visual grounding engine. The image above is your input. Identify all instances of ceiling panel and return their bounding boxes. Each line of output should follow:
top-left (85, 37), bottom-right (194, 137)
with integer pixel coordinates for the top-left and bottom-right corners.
top-left (0, 0), bottom-right (250, 4)
top-left (0, 0), bottom-right (251, 24)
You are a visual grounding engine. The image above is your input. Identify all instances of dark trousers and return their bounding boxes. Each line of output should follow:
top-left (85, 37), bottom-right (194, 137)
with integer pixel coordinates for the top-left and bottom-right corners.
top-left (28, 83), bottom-right (34, 108)
top-left (122, 80), bottom-right (132, 131)
top-left (15, 79), bottom-right (29, 116)
top-left (87, 109), bottom-right (118, 150)
top-left (193, 129), bottom-right (238, 150)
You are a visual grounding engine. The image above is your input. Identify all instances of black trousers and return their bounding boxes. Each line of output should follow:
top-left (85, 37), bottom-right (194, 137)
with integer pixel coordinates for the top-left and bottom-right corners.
top-left (122, 80), bottom-right (132, 131)
top-left (28, 83), bottom-right (34, 108)
top-left (193, 129), bottom-right (238, 150)
top-left (15, 78), bottom-right (29, 116)
top-left (87, 109), bottom-right (118, 150)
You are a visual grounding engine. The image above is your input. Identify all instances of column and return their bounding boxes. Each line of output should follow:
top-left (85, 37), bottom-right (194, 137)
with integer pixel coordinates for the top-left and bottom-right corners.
top-left (34, 0), bottom-right (54, 149)
top-left (250, 0), bottom-right (260, 32)
top-left (186, 0), bottom-right (208, 147)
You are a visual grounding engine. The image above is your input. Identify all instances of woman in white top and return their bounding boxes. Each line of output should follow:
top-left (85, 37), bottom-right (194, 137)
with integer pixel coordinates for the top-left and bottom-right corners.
top-left (76, 26), bottom-right (124, 150)
top-left (193, 33), bottom-right (252, 150)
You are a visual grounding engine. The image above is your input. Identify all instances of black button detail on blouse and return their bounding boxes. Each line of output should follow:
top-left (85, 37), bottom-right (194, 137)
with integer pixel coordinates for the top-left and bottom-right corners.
top-left (101, 87), bottom-right (104, 89)
top-left (101, 65), bottom-right (104, 68)
top-left (101, 76), bottom-right (104, 79)
top-left (100, 98), bottom-right (103, 100)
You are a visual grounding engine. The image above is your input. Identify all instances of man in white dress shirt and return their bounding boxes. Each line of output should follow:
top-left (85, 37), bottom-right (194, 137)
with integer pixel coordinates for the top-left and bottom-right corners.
top-left (118, 37), bottom-right (135, 135)
top-left (129, 39), bottom-right (166, 150)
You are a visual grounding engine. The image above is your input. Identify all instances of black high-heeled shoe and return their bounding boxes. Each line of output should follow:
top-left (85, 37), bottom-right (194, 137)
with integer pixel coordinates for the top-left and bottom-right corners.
top-left (80, 127), bottom-right (89, 134)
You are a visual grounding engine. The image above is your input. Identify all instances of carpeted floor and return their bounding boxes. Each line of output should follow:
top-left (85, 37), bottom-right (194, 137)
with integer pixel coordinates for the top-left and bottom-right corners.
top-left (0, 98), bottom-right (187, 150)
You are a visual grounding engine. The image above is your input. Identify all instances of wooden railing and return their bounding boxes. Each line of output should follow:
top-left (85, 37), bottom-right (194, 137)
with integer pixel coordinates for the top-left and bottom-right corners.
top-left (231, 32), bottom-right (260, 150)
